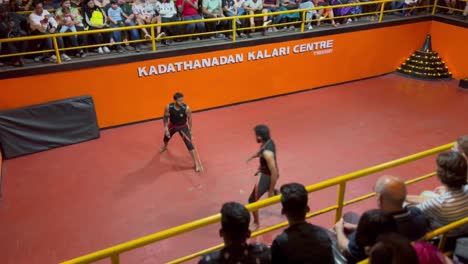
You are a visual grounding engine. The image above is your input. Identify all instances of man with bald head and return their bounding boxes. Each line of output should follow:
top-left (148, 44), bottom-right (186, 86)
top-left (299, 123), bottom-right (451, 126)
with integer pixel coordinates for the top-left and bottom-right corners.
top-left (334, 175), bottom-right (429, 260)
top-left (375, 175), bottom-right (429, 241)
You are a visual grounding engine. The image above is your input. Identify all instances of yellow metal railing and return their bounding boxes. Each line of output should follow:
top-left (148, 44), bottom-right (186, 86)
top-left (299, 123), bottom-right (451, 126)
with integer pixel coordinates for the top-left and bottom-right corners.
top-left (1, 0), bottom-right (460, 64)
top-left (60, 142), bottom-right (455, 264)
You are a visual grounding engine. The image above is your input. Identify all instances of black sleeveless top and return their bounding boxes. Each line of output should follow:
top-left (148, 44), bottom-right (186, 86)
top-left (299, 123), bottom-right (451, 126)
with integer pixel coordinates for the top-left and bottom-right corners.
top-left (259, 139), bottom-right (277, 175)
top-left (168, 103), bottom-right (187, 126)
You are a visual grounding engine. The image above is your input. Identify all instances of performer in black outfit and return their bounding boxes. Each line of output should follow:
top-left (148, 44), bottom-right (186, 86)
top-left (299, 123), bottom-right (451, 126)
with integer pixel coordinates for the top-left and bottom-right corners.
top-left (246, 124), bottom-right (279, 230)
top-left (160, 92), bottom-right (203, 172)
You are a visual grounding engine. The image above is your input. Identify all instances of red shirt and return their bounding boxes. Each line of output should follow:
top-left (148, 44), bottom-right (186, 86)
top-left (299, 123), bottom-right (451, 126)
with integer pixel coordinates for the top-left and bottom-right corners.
top-left (176, 0), bottom-right (199, 17)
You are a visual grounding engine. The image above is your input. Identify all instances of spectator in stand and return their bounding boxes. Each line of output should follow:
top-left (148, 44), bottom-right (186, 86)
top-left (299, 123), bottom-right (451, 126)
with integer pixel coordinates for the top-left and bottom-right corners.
top-left (277, 0), bottom-right (300, 31)
top-left (407, 152), bottom-right (468, 250)
top-left (155, 0), bottom-right (181, 44)
top-left (373, 175), bottom-right (429, 241)
top-left (132, 0), bottom-right (165, 40)
top-left (244, 0), bottom-right (267, 34)
top-left (261, 0), bottom-right (280, 30)
top-left (176, 0), bottom-right (205, 40)
top-left (222, 0), bottom-right (245, 38)
top-left (0, 4), bottom-right (27, 66)
top-left (55, 1), bottom-right (84, 57)
top-left (59, 7), bottom-right (77, 33)
top-left (298, 0), bottom-right (317, 30)
top-left (9, 0), bottom-right (33, 11)
top-left (83, 0), bottom-right (112, 54)
top-left (331, 0), bottom-right (362, 23)
top-left (414, 136), bottom-right (468, 201)
top-left (202, 0), bottom-right (228, 39)
top-left (223, 0), bottom-right (244, 26)
top-left (312, 0), bottom-right (337, 27)
top-left (368, 232), bottom-right (420, 264)
top-left (271, 183), bottom-right (335, 264)
top-left (116, 0), bottom-right (141, 51)
top-left (198, 202), bottom-right (271, 264)
top-left (29, 1), bottom-right (71, 62)
top-left (334, 209), bottom-right (398, 264)
top-left (107, 0), bottom-right (126, 52)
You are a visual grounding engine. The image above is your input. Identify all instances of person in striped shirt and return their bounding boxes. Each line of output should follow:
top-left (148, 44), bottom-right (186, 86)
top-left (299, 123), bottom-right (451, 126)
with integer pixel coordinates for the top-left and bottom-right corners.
top-left (408, 152), bottom-right (467, 247)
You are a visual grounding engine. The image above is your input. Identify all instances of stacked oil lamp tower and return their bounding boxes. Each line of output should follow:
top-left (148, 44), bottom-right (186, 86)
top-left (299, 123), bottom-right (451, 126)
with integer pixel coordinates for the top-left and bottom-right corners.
top-left (397, 34), bottom-right (452, 80)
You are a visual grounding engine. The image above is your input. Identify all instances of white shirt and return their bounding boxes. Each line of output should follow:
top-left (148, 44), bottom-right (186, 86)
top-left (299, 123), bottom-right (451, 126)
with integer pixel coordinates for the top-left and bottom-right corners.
top-left (155, 1), bottom-right (178, 18)
top-left (245, 0), bottom-right (262, 9)
top-left (132, 1), bottom-right (156, 19)
top-left (234, 0), bottom-right (245, 8)
top-left (29, 10), bottom-right (58, 32)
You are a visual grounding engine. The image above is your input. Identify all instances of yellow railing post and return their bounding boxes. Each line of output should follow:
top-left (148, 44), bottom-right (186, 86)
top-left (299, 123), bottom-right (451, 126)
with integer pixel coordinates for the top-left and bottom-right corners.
top-left (432, 0), bottom-right (439, 15)
top-left (437, 234), bottom-right (447, 250)
top-left (232, 17), bottom-right (237, 42)
top-left (52, 36), bottom-right (62, 64)
top-left (335, 182), bottom-right (347, 222)
top-left (300, 10), bottom-right (306, 33)
top-left (111, 254), bottom-right (120, 264)
top-left (378, 0), bottom-right (386, 22)
top-left (150, 26), bottom-right (156, 52)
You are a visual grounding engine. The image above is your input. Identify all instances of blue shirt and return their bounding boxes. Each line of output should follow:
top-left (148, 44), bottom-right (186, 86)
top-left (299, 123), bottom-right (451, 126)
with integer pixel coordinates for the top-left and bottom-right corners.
top-left (107, 7), bottom-right (123, 22)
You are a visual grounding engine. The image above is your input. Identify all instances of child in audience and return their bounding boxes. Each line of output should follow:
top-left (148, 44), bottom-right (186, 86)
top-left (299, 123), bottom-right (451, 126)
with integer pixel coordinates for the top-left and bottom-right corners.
top-left (59, 6), bottom-right (77, 33)
top-left (107, 0), bottom-right (126, 52)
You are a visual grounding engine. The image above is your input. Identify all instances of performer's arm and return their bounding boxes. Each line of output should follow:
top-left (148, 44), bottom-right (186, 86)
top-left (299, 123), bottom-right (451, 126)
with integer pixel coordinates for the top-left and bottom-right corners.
top-left (163, 105), bottom-right (170, 134)
top-left (264, 150), bottom-right (278, 196)
top-left (186, 106), bottom-right (192, 131)
top-left (246, 152), bottom-right (260, 163)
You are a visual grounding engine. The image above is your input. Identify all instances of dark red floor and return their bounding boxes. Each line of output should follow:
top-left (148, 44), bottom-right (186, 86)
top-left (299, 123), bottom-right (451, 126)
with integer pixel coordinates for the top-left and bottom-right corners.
top-left (1, 74), bottom-right (467, 264)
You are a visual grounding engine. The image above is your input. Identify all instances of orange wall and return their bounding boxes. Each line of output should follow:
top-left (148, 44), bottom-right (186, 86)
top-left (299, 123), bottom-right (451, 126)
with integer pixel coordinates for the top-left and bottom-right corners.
top-left (0, 22), bottom-right (432, 128)
top-left (429, 21), bottom-right (468, 79)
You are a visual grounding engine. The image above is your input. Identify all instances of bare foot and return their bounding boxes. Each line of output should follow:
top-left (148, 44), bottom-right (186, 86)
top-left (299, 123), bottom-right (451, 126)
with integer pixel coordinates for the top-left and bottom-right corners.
top-left (159, 145), bottom-right (167, 153)
top-left (195, 165), bottom-right (204, 173)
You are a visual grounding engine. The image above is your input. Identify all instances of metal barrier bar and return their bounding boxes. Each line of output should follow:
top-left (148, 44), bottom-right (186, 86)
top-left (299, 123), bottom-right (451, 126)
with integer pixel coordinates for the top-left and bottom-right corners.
top-left (433, 0), bottom-right (440, 14)
top-left (335, 182), bottom-right (347, 222)
top-left (111, 255), bottom-right (120, 264)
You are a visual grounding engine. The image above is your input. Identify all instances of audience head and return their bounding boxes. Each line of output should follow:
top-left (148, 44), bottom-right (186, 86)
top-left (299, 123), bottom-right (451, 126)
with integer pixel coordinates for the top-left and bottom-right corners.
top-left (83, 0), bottom-right (94, 8)
top-left (219, 202), bottom-right (251, 246)
top-left (32, 1), bottom-right (44, 14)
top-left (254, 124), bottom-right (271, 143)
top-left (60, 0), bottom-right (71, 8)
top-left (355, 209), bottom-right (398, 252)
top-left (436, 152), bottom-right (467, 190)
top-left (374, 175), bottom-right (407, 212)
top-left (454, 135), bottom-right (468, 159)
top-left (280, 183), bottom-right (310, 222)
top-left (368, 232), bottom-right (419, 264)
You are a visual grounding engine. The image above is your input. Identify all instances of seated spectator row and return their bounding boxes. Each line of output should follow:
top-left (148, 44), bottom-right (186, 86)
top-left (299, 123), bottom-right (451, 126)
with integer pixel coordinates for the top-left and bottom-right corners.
top-left (199, 136), bottom-right (468, 263)
top-left (3, 0), bottom-right (460, 67)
